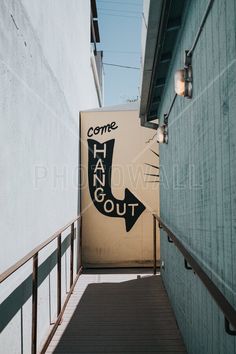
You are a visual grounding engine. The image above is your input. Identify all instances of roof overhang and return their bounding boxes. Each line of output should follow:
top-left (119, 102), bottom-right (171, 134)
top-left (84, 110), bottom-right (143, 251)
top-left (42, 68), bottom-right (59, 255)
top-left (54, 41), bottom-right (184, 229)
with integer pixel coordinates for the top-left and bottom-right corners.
top-left (139, 0), bottom-right (186, 129)
top-left (91, 0), bottom-right (100, 43)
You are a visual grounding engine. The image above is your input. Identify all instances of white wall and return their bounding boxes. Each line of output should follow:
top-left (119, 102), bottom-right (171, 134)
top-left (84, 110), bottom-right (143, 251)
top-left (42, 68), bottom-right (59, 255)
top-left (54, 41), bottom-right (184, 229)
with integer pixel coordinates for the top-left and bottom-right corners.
top-left (0, 0), bottom-right (99, 352)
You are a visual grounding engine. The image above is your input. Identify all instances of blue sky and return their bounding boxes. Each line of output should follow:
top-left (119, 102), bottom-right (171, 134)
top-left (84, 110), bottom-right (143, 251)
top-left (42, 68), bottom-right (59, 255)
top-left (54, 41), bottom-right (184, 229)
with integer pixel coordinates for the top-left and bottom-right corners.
top-left (97, 0), bottom-right (143, 106)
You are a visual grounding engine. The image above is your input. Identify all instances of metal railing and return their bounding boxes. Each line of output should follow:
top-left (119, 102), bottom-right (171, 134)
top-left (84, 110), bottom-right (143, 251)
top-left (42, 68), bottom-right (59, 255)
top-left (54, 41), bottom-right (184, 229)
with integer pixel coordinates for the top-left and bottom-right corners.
top-left (153, 215), bottom-right (157, 275)
top-left (0, 215), bottom-right (82, 354)
top-left (152, 213), bottom-right (236, 336)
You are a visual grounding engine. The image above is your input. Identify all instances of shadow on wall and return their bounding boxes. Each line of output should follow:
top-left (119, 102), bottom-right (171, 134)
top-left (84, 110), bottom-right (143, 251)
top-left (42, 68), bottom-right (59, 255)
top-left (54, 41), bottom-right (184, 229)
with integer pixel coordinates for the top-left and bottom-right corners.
top-left (53, 275), bottom-right (186, 354)
top-left (0, 233), bottom-right (72, 334)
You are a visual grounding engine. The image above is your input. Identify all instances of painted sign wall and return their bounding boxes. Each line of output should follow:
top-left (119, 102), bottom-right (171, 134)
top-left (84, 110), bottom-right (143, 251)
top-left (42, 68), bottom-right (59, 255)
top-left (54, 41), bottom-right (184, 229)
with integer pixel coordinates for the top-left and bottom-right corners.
top-left (80, 106), bottom-right (159, 267)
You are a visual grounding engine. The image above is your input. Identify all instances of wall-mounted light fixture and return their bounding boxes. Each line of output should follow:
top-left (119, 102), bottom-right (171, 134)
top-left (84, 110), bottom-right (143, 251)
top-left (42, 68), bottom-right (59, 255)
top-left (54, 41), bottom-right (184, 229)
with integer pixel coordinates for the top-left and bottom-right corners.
top-left (174, 51), bottom-right (192, 98)
top-left (157, 114), bottom-right (168, 144)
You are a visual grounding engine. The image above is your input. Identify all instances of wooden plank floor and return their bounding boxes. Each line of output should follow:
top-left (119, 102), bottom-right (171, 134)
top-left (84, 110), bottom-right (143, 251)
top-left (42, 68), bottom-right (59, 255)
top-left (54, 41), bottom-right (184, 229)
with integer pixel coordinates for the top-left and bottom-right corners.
top-left (46, 272), bottom-right (186, 354)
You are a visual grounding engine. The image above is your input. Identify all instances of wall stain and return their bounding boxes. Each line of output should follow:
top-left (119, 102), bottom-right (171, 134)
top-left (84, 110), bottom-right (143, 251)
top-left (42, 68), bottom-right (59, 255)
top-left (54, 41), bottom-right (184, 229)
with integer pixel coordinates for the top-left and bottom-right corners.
top-left (145, 133), bottom-right (157, 144)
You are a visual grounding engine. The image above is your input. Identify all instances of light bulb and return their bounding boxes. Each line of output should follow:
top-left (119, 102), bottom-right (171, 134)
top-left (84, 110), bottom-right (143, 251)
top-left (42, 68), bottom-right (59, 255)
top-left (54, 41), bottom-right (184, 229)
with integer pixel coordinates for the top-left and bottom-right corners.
top-left (157, 125), bottom-right (168, 144)
top-left (174, 69), bottom-right (185, 96)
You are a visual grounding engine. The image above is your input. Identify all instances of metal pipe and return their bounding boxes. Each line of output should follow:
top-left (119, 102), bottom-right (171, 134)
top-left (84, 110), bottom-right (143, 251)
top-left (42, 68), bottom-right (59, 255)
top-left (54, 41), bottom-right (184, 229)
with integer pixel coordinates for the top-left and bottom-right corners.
top-left (166, 94), bottom-right (177, 119)
top-left (0, 216), bottom-right (81, 284)
top-left (79, 217), bottom-right (82, 271)
top-left (0, 216), bottom-right (81, 354)
top-left (153, 215), bottom-right (157, 275)
top-left (70, 224), bottom-right (74, 288)
top-left (154, 214), bottom-right (236, 333)
top-left (31, 253), bottom-right (38, 354)
top-left (57, 234), bottom-right (62, 316)
top-left (76, 219), bottom-right (79, 273)
top-left (76, 217), bottom-right (82, 273)
top-left (40, 267), bottom-right (83, 354)
top-left (187, 0), bottom-right (215, 57)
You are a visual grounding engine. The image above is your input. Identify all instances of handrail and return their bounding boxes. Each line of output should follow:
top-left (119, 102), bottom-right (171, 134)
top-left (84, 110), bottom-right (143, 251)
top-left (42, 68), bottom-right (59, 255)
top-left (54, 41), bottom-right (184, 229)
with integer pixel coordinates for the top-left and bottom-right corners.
top-left (0, 215), bottom-right (82, 354)
top-left (0, 216), bottom-right (80, 283)
top-left (153, 214), bottom-right (236, 335)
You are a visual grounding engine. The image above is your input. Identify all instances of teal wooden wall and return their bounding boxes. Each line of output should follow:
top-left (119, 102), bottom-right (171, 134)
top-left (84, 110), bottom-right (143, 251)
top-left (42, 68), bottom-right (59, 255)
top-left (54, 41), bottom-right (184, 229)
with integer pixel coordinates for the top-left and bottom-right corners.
top-left (159, 0), bottom-right (236, 353)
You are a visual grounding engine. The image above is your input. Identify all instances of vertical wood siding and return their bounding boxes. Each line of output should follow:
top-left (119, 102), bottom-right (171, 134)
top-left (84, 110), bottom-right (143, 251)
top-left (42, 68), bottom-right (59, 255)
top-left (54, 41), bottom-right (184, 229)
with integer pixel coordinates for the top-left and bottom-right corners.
top-left (159, 0), bottom-right (236, 353)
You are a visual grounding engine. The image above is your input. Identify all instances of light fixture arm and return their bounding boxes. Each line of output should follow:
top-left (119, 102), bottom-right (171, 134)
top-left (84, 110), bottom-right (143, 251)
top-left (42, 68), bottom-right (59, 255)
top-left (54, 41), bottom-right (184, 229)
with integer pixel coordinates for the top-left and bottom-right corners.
top-left (184, 50), bottom-right (192, 67)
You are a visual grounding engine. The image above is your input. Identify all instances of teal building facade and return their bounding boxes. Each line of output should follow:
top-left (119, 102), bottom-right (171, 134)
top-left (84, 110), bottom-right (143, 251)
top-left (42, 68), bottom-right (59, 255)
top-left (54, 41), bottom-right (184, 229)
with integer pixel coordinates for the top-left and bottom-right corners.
top-left (140, 0), bottom-right (236, 353)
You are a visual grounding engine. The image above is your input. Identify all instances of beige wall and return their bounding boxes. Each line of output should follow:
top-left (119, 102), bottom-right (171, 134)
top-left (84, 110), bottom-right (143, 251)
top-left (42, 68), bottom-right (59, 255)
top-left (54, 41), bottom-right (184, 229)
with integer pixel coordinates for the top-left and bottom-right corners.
top-left (80, 108), bottom-right (159, 267)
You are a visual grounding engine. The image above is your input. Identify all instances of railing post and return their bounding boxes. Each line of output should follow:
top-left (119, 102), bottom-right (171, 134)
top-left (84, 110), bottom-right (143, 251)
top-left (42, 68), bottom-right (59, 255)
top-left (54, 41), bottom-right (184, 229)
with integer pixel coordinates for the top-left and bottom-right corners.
top-left (153, 215), bottom-right (157, 275)
top-left (70, 223), bottom-right (74, 288)
top-left (76, 217), bottom-right (82, 273)
top-left (79, 217), bottom-right (82, 269)
top-left (57, 234), bottom-right (62, 316)
top-left (31, 253), bottom-right (38, 354)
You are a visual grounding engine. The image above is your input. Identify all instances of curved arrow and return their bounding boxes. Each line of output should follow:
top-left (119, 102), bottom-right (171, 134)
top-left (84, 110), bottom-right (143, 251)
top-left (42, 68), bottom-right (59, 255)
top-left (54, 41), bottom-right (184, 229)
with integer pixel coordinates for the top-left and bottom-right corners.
top-left (87, 139), bottom-right (146, 232)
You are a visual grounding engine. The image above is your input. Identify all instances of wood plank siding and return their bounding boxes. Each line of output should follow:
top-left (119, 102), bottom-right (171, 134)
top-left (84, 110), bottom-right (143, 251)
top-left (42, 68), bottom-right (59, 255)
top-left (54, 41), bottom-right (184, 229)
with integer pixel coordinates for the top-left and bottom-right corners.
top-left (46, 273), bottom-right (186, 354)
top-left (158, 0), bottom-right (236, 353)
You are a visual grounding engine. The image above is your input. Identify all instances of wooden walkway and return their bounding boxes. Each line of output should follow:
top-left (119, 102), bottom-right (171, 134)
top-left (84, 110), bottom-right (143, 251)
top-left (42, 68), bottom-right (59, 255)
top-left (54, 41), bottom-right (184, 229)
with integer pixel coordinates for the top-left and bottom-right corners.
top-left (46, 271), bottom-right (186, 354)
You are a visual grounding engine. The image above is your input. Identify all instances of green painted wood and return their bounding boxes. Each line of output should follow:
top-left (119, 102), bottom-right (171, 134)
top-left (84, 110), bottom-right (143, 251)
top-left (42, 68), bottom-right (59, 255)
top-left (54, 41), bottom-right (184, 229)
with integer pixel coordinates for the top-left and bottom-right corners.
top-left (159, 0), bottom-right (236, 353)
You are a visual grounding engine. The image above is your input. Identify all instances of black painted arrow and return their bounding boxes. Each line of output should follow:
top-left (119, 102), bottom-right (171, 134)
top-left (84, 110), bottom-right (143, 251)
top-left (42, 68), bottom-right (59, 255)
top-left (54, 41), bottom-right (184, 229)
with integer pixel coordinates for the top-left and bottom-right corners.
top-left (88, 139), bottom-right (146, 232)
